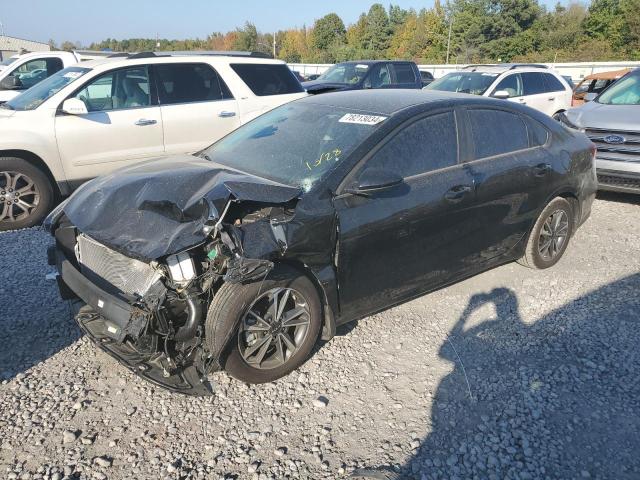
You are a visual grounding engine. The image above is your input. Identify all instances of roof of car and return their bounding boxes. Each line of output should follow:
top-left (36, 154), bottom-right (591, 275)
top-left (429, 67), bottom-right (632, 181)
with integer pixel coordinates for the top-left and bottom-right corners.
top-left (337, 60), bottom-right (412, 66)
top-left (582, 68), bottom-right (632, 81)
top-left (295, 89), bottom-right (501, 115)
top-left (75, 54), bottom-right (287, 70)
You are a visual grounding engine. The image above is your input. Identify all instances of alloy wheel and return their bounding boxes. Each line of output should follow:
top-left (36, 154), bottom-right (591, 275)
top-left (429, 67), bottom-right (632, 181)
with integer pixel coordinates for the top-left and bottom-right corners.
top-left (238, 287), bottom-right (311, 370)
top-left (538, 209), bottom-right (569, 261)
top-left (0, 171), bottom-right (40, 223)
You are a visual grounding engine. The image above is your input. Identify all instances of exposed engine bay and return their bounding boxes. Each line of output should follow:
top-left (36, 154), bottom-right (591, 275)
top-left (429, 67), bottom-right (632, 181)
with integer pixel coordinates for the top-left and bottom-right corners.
top-left (47, 163), bottom-right (310, 395)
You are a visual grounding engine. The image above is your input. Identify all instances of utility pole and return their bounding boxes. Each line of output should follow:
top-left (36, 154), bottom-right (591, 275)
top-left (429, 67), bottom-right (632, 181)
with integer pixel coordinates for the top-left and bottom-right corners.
top-left (273, 32), bottom-right (276, 58)
top-left (445, 18), bottom-right (453, 65)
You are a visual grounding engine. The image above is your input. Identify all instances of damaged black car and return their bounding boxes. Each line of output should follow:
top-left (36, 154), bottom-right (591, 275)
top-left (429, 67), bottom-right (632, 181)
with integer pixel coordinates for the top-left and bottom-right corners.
top-left (46, 90), bottom-right (597, 395)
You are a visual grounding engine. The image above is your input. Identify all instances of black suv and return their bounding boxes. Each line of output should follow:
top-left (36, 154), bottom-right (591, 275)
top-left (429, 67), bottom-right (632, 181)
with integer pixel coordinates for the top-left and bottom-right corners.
top-left (302, 60), bottom-right (423, 94)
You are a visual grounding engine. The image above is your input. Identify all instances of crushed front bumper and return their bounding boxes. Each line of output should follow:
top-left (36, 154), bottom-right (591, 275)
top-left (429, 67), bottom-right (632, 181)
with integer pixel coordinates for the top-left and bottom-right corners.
top-left (51, 246), bottom-right (214, 396)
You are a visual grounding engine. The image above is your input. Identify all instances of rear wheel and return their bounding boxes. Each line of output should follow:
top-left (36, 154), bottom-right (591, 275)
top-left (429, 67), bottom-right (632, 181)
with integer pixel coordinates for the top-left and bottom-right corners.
top-left (206, 267), bottom-right (322, 384)
top-left (0, 157), bottom-right (53, 231)
top-left (519, 197), bottom-right (573, 269)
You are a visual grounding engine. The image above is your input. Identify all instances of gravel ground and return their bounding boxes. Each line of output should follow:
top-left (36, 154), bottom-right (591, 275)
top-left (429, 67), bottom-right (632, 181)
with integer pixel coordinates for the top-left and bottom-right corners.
top-left (1, 192), bottom-right (639, 480)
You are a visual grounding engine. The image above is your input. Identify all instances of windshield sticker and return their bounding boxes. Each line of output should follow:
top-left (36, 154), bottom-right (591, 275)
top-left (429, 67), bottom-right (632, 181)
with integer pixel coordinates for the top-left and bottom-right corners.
top-left (306, 148), bottom-right (342, 171)
top-left (339, 113), bottom-right (387, 126)
top-left (63, 71), bottom-right (83, 79)
top-left (356, 64), bottom-right (369, 70)
top-left (481, 73), bottom-right (498, 76)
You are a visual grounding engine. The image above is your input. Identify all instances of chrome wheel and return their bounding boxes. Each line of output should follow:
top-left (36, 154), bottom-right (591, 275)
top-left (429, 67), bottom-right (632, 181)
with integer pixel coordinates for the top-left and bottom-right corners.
top-left (538, 209), bottom-right (569, 261)
top-left (238, 287), bottom-right (311, 370)
top-left (0, 171), bottom-right (40, 223)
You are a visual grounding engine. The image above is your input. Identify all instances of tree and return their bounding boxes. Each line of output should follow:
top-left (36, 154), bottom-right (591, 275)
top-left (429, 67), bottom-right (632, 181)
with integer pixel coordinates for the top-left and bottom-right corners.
top-left (310, 13), bottom-right (346, 52)
top-left (60, 41), bottom-right (76, 52)
top-left (363, 4), bottom-right (392, 55)
top-left (234, 22), bottom-right (259, 51)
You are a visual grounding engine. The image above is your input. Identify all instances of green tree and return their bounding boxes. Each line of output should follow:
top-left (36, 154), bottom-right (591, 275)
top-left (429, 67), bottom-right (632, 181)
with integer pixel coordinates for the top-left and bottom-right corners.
top-left (310, 13), bottom-right (346, 62)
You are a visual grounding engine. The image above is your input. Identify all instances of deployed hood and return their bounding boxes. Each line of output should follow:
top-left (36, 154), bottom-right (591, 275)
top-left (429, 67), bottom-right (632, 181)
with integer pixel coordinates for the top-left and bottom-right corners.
top-left (565, 101), bottom-right (639, 131)
top-left (62, 155), bottom-right (301, 261)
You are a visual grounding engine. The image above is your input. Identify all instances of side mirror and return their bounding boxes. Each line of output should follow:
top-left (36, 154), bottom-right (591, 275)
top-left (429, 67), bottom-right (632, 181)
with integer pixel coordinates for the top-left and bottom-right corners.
top-left (345, 168), bottom-right (403, 196)
top-left (0, 75), bottom-right (23, 90)
top-left (492, 90), bottom-right (511, 100)
top-left (61, 98), bottom-right (88, 115)
top-left (583, 92), bottom-right (597, 103)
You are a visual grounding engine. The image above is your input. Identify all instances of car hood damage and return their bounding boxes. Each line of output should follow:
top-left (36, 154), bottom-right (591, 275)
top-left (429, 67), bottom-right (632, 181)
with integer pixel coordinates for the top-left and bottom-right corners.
top-left (62, 154), bottom-right (301, 261)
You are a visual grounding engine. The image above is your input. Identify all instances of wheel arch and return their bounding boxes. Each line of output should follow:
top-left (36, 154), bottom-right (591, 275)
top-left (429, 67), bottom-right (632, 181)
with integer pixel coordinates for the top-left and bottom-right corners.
top-left (553, 190), bottom-right (580, 231)
top-left (274, 259), bottom-right (337, 341)
top-left (0, 149), bottom-right (64, 197)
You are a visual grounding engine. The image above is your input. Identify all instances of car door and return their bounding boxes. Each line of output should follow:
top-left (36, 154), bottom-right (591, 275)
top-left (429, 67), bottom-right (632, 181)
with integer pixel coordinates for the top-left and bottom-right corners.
top-left (542, 72), bottom-right (572, 113)
top-left (520, 72), bottom-right (556, 115)
top-left (55, 65), bottom-right (164, 182)
top-left (155, 63), bottom-right (240, 155)
top-left (459, 107), bottom-right (553, 263)
top-left (490, 72), bottom-right (524, 103)
top-left (334, 109), bottom-right (479, 320)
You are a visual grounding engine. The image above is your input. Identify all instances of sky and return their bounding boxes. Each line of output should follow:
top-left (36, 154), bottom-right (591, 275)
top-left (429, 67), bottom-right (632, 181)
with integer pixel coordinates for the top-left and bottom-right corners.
top-left (3, 0), bottom-right (561, 46)
top-left (1, 0), bottom-right (439, 46)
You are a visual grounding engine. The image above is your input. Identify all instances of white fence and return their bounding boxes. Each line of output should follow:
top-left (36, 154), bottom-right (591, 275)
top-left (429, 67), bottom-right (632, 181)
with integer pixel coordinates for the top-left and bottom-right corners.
top-left (289, 61), bottom-right (640, 82)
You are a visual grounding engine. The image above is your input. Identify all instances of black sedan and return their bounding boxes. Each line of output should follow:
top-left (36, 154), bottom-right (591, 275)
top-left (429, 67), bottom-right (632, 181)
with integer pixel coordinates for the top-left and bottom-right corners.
top-left (46, 90), bottom-right (597, 395)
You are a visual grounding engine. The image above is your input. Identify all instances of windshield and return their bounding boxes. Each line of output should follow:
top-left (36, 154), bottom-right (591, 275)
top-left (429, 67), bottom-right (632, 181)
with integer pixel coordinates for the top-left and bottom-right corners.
top-left (202, 103), bottom-right (386, 191)
top-left (316, 63), bottom-right (369, 85)
top-left (597, 71), bottom-right (640, 105)
top-left (3, 66), bottom-right (90, 111)
top-left (425, 71), bottom-right (499, 95)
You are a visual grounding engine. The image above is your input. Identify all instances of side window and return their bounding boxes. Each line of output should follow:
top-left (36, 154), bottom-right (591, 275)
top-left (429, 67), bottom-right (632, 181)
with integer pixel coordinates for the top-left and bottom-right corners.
top-left (592, 79), bottom-right (611, 93)
top-left (155, 63), bottom-right (233, 104)
top-left (543, 74), bottom-right (567, 92)
top-left (468, 109), bottom-right (529, 159)
top-left (364, 112), bottom-right (458, 178)
top-left (523, 117), bottom-right (549, 147)
top-left (230, 64), bottom-right (304, 96)
top-left (391, 63), bottom-right (416, 84)
top-left (11, 57), bottom-right (64, 89)
top-left (73, 66), bottom-right (151, 112)
top-left (493, 73), bottom-right (523, 97)
top-left (364, 64), bottom-right (392, 89)
top-left (521, 72), bottom-right (548, 95)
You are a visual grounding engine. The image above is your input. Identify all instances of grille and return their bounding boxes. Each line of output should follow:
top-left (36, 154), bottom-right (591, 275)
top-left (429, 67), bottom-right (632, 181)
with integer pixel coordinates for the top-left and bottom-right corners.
top-left (597, 173), bottom-right (640, 191)
top-left (76, 234), bottom-right (162, 297)
top-left (586, 129), bottom-right (640, 162)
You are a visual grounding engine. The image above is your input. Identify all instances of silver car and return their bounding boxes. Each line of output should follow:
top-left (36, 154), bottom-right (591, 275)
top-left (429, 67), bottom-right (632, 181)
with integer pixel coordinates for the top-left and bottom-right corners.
top-left (558, 69), bottom-right (640, 194)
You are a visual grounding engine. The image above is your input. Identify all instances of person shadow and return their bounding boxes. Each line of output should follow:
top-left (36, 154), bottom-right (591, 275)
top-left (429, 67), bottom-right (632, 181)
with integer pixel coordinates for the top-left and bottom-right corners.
top-left (353, 273), bottom-right (640, 479)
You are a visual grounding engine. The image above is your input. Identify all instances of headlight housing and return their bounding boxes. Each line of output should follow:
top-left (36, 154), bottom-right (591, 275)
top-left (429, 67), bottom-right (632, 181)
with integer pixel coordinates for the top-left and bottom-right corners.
top-left (43, 197), bottom-right (70, 234)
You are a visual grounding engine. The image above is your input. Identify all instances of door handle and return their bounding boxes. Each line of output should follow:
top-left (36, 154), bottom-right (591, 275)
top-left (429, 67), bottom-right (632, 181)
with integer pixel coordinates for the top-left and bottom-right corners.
top-left (218, 111), bottom-right (237, 118)
top-left (134, 119), bottom-right (157, 126)
top-left (533, 163), bottom-right (551, 177)
top-left (444, 185), bottom-right (473, 202)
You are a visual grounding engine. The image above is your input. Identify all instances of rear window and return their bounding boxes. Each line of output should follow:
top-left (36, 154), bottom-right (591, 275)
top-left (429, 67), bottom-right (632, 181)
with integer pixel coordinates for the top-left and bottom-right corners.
top-left (468, 109), bottom-right (529, 159)
top-left (543, 74), bottom-right (567, 92)
top-left (231, 63), bottom-right (304, 96)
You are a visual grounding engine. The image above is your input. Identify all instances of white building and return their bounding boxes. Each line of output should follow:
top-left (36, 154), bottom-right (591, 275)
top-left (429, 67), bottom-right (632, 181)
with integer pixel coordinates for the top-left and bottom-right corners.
top-left (0, 35), bottom-right (51, 61)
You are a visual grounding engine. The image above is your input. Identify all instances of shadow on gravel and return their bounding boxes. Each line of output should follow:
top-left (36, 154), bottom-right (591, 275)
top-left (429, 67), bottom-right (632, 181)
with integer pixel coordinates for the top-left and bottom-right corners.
top-left (355, 273), bottom-right (640, 479)
top-left (0, 229), bottom-right (82, 382)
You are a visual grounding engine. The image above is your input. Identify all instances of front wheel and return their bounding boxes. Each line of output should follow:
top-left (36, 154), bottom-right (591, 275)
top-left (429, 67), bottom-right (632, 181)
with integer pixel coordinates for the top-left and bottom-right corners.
top-left (206, 267), bottom-right (322, 384)
top-left (518, 197), bottom-right (573, 269)
top-left (0, 157), bottom-right (54, 231)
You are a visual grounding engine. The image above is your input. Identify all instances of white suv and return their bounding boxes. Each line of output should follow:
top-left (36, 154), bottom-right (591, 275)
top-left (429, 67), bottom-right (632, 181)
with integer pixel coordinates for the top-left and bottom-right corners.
top-left (0, 52), bottom-right (306, 230)
top-left (425, 64), bottom-right (572, 118)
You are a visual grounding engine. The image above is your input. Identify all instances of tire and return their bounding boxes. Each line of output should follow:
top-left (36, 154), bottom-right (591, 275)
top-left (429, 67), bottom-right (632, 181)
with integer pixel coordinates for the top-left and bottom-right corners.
top-left (518, 197), bottom-right (573, 269)
top-left (0, 156), bottom-right (54, 231)
top-left (206, 266), bottom-right (322, 384)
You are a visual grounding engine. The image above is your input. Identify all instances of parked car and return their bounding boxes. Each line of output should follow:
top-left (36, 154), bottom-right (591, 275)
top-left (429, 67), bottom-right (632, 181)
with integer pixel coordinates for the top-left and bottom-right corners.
top-left (571, 68), bottom-right (631, 106)
top-left (302, 60), bottom-right (423, 93)
top-left (0, 52), bottom-right (306, 230)
top-left (558, 68), bottom-right (640, 194)
top-left (0, 50), bottom-right (110, 104)
top-left (290, 69), bottom-right (306, 82)
top-left (424, 64), bottom-right (572, 118)
top-left (420, 70), bottom-right (435, 87)
top-left (561, 75), bottom-right (575, 89)
top-left (46, 89), bottom-right (597, 395)
top-left (305, 73), bottom-right (321, 81)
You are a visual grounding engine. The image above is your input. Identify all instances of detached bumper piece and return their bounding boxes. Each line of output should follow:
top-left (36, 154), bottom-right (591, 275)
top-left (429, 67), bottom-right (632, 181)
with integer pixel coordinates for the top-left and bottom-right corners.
top-left (58, 254), bottom-right (213, 396)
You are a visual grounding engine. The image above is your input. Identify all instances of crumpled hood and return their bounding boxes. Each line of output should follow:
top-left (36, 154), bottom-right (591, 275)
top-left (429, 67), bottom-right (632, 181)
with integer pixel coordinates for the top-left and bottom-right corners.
top-left (565, 101), bottom-right (639, 131)
top-left (63, 154), bottom-right (301, 261)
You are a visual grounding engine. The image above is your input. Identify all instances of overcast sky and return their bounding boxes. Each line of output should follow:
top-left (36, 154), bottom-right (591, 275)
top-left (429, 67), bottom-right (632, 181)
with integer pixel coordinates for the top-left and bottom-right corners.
top-left (2, 0), bottom-right (560, 46)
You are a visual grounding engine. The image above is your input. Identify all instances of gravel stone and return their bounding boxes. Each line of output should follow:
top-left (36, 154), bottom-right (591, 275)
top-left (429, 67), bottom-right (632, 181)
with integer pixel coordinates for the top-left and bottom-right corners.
top-left (1, 194), bottom-right (640, 479)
